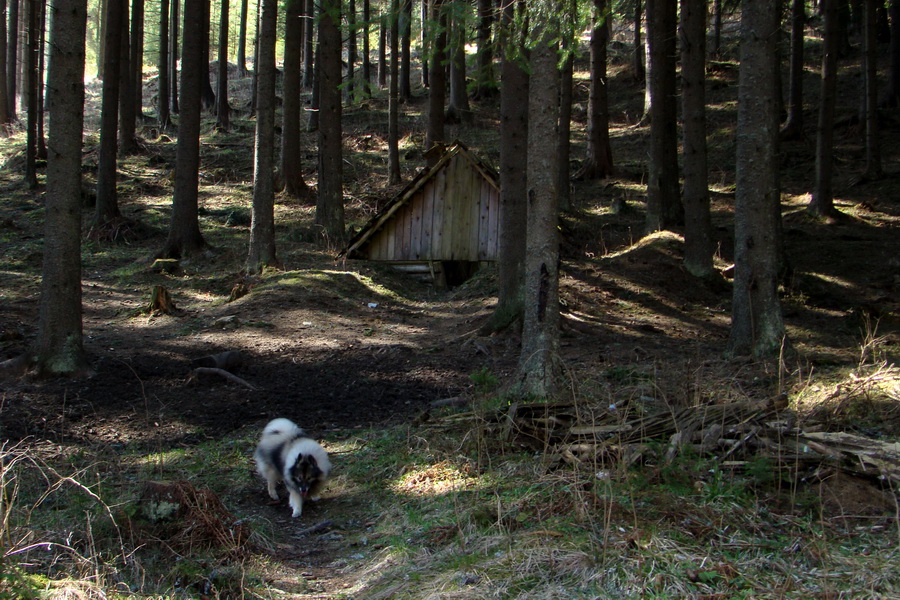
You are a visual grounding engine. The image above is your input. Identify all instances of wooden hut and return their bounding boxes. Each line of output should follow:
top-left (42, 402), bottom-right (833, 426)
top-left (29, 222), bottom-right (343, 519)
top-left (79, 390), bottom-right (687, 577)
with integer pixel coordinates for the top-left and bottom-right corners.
top-left (342, 142), bottom-right (501, 287)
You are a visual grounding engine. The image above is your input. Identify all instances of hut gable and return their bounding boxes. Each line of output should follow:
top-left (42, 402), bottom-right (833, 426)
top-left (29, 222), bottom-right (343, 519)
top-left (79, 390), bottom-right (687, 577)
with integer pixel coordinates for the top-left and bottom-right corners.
top-left (343, 143), bottom-right (500, 265)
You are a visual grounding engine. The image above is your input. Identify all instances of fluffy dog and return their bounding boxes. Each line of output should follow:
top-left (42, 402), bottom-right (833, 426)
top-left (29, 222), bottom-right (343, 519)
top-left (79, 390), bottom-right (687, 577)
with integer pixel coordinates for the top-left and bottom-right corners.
top-left (254, 418), bottom-right (331, 518)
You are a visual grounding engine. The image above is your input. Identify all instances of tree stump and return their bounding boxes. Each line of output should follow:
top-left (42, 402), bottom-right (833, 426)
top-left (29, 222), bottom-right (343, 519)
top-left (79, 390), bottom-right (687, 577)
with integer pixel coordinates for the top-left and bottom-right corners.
top-left (148, 285), bottom-right (176, 314)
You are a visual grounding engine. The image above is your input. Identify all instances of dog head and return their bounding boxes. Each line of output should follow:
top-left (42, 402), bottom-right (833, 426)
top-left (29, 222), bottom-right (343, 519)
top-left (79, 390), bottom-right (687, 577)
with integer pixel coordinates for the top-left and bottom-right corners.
top-left (288, 454), bottom-right (324, 497)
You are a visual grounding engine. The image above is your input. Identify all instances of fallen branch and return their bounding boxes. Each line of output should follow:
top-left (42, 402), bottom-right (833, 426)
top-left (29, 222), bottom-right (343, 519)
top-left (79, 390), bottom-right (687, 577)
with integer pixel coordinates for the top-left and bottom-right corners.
top-left (187, 367), bottom-right (257, 390)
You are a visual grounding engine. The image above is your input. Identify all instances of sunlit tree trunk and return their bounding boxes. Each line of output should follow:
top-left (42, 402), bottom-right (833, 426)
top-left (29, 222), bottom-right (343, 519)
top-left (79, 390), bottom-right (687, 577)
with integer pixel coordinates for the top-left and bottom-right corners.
top-left (34, 0), bottom-right (89, 377)
top-left (399, 0), bottom-right (411, 100)
top-left (6, 0), bottom-right (17, 119)
top-left (0, 0), bottom-right (10, 131)
top-left (131, 0), bottom-right (144, 120)
top-left (237, 0), bottom-right (249, 74)
top-left (169, 0), bottom-right (179, 114)
top-left (23, 0), bottom-right (37, 187)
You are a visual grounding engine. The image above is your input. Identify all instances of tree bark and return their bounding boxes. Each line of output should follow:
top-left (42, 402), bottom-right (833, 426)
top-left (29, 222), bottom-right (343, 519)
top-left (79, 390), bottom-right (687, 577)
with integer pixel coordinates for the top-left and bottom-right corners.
top-left (445, 13), bottom-right (472, 124)
top-left (645, 0), bottom-right (682, 232)
top-left (809, 0), bottom-right (840, 218)
top-left (157, 0), bottom-right (170, 128)
top-left (574, 0), bottom-right (614, 180)
top-left (425, 0), bottom-right (447, 164)
top-left (159, 0), bottom-right (208, 258)
top-left (94, 0), bottom-right (124, 224)
top-left (399, 0), bottom-right (411, 100)
top-left (0, 0), bottom-right (10, 131)
top-left (237, 0), bottom-right (249, 74)
top-left (303, 0), bottom-right (315, 89)
top-left (279, 0), bottom-right (310, 197)
top-left (780, 0), bottom-right (805, 139)
top-left (6, 0), bottom-right (17, 119)
top-left (35, 0), bottom-right (89, 377)
top-left (23, 0), bottom-right (37, 188)
top-left (216, 0), bottom-right (230, 130)
top-left (388, 0), bottom-right (402, 184)
top-left (517, 18), bottom-right (561, 399)
top-left (169, 0), bottom-right (179, 114)
top-left (863, 0), bottom-right (881, 177)
top-left (118, 6), bottom-right (137, 155)
top-left (680, 0), bottom-right (714, 277)
top-left (130, 0), bottom-right (144, 120)
top-left (316, 0), bottom-right (346, 246)
top-left (488, 0), bottom-right (528, 333)
top-left (248, 0), bottom-right (280, 272)
top-left (362, 0), bottom-right (371, 94)
top-left (346, 0), bottom-right (357, 101)
top-left (728, 0), bottom-right (787, 358)
top-left (472, 0), bottom-right (496, 97)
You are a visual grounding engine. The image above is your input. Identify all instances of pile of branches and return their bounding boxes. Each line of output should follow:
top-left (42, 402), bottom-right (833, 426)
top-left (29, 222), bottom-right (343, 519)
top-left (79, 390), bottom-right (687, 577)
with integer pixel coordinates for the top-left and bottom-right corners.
top-left (492, 395), bottom-right (900, 486)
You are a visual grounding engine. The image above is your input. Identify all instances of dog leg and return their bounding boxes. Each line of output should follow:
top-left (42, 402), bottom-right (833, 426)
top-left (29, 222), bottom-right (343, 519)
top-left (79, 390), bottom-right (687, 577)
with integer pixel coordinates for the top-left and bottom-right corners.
top-left (267, 479), bottom-right (279, 500)
top-left (288, 490), bottom-right (304, 517)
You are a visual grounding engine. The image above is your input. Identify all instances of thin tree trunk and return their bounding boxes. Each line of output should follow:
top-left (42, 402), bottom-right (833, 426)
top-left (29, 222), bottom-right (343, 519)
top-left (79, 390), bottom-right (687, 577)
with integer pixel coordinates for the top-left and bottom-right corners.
top-left (0, 0), bottom-right (10, 131)
top-left (248, 0), bottom-right (279, 272)
top-left (809, 0), bottom-right (840, 218)
top-left (118, 9), bottom-right (137, 155)
top-left (388, 0), bottom-right (401, 184)
top-left (445, 14), bottom-right (472, 124)
top-left (473, 0), bottom-right (495, 97)
top-left (303, 0), bottom-right (315, 89)
top-left (169, 0), bottom-right (179, 114)
top-left (781, 0), bottom-right (805, 139)
top-left (574, 0), bottom-right (614, 180)
top-left (863, 0), bottom-right (881, 177)
top-left (346, 0), bottom-right (357, 101)
top-left (362, 0), bottom-right (371, 94)
top-left (23, 0), bottom-right (37, 187)
top-left (399, 0), bottom-right (411, 100)
top-left (237, 0), bottom-right (249, 74)
top-left (425, 0), bottom-right (447, 164)
top-left (557, 50), bottom-right (573, 211)
top-left (131, 0), bottom-right (144, 120)
top-left (94, 0), bottom-right (124, 224)
top-left (279, 0), bottom-right (311, 197)
top-left (157, 0), bottom-right (170, 128)
top-left (216, 0), bottom-right (230, 130)
top-left (378, 11), bottom-right (387, 87)
top-left (6, 0), bottom-right (17, 118)
top-left (680, 0), bottom-right (713, 278)
top-left (633, 0), bottom-right (644, 79)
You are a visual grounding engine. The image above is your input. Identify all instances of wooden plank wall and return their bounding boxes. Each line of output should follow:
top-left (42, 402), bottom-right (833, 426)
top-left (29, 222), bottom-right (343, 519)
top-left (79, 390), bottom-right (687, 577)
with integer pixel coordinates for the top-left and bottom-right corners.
top-left (365, 153), bottom-right (500, 262)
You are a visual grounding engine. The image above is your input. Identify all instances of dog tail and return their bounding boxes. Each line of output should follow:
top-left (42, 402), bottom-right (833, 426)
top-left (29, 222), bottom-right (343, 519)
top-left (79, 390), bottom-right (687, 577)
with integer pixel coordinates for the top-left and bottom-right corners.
top-left (261, 418), bottom-right (305, 440)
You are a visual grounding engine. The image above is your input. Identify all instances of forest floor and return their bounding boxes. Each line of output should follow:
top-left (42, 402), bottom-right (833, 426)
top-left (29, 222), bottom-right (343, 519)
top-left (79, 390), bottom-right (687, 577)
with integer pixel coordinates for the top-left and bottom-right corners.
top-left (1, 26), bottom-right (900, 600)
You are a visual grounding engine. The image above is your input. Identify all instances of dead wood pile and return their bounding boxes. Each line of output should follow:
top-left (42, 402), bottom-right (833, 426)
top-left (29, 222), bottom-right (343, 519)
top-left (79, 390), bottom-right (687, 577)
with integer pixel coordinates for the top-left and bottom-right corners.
top-left (492, 396), bottom-right (900, 486)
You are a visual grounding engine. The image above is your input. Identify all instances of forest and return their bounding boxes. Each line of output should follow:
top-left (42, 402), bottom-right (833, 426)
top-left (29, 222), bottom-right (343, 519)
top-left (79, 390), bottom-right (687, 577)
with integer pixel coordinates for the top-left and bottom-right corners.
top-left (0, 0), bottom-right (899, 597)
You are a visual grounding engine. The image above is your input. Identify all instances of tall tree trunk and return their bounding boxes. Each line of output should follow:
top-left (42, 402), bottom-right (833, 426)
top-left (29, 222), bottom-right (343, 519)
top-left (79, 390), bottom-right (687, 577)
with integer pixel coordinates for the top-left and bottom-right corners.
top-left (645, 0), bottom-right (682, 232)
top-left (399, 0), bottom-right (411, 100)
top-left (517, 18), bottom-right (561, 399)
top-left (316, 0), bottom-right (345, 246)
top-left (0, 0), bottom-right (10, 131)
top-left (237, 0), bottom-right (249, 74)
top-left (279, 0), bottom-right (311, 197)
top-left (23, 0), bottom-right (37, 187)
top-left (303, 0), bottom-right (315, 89)
top-left (159, 0), bottom-right (208, 258)
top-left (809, 0), bottom-right (840, 218)
top-left (713, 0), bottom-right (722, 56)
top-left (169, 0), bottom-right (179, 114)
top-left (200, 2), bottom-right (216, 110)
top-left (94, 0), bottom-right (124, 225)
top-left (425, 0), bottom-right (447, 164)
top-left (346, 0), bottom-right (357, 101)
top-left (863, 0), bottom-right (881, 177)
top-left (35, 0), bottom-right (89, 377)
top-left (35, 0), bottom-right (45, 159)
top-left (487, 0), bottom-right (528, 333)
top-left (632, 0), bottom-right (644, 79)
top-left (388, 0), bottom-right (401, 184)
top-left (157, 0), bottom-right (170, 128)
top-left (446, 13), bottom-right (472, 124)
top-left (680, 0), bottom-right (714, 277)
top-left (728, 0), bottom-right (787, 358)
top-left (216, 0), bottom-right (230, 130)
top-left (472, 0), bottom-right (496, 97)
top-left (362, 0), bottom-right (371, 94)
top-left (6, 0), bottom-right (17, 119)
top-left (883, 0), bottom-right (900, 105)
top-left (421, 0), bottom-right (429, 87)
top-left (118, 9), bottom-right (136, 155)
top-left (780, 0), bottom-right (805, 139)
top-left (574, 0), bottom-right (614, 180)
top-left (131, 0), bottom-right (144, 120)
top-left (557, 49), bottom-right (573, 211)
top-left (378, 11), bottom-right (387, 87)
top-left (248, 0), bottom-right (279, 272)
